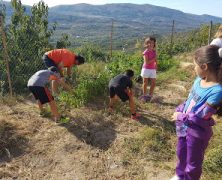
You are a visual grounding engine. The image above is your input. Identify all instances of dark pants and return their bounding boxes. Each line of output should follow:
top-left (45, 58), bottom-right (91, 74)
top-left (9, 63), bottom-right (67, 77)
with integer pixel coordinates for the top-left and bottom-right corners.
top-left (176, 134), bottom-right (210, 180)
top-left (28, 86), bottom-right (53, 104)
top-left (109, 86), bottom-right (129, 102)
top-left (42, 54), bottom-right (58, 69)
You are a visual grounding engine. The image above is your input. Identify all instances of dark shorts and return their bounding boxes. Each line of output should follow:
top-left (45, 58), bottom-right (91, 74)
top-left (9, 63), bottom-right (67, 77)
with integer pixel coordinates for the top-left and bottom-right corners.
top-left (109, 86), bottom-right (129, 102)
top-left (42, 54), bottom-right (58, 70)
top-left (28, 86), bottom-right (54, 104)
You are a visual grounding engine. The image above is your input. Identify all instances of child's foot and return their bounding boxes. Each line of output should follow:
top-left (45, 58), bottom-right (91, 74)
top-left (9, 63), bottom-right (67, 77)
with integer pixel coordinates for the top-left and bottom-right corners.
top-left (53, 115), bottom-right (70, 124)
top-left (131, 113), bottom-right (141, 121)
top-left (139, 95), bottom-right (151, 102)
top-left (139, 95), bottom-right (146, 102)
top-left (53, 116), bottom-right (61, 123)
top-left (146, 95), bottom-right (152, 102)
top-left (170, 175), bottom-right (180, 180)
top-left (39, 109), bottom-right (48, 117)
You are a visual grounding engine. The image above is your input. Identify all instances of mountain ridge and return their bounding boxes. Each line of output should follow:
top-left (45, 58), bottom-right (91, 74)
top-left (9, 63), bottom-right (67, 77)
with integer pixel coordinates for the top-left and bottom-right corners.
top-left (2, 2), bottom-right (222, 46)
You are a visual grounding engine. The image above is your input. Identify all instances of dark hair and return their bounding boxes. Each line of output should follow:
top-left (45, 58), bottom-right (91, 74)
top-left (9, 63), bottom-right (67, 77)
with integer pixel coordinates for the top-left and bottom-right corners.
top-left (48, 66), bottom-right (58, 73)
top-left (144, 36), bottom-right (156, 48)
top-left (76, 55), bottom-right (85, 65)
top-left (195, 45), bottom-right (222, 84)
top-left (195, 45), bottom-right (222, 116)
top-left (125, 69), bottom-right (134, 77)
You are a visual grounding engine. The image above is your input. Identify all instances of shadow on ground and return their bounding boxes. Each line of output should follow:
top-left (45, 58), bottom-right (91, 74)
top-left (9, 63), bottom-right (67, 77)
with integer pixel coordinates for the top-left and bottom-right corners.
top-left (0, 120), bottom-right (29, 163)
top-left (59, 115), bottom-right (117, 151)
top-left (137, 112), bottom-right (175, 134)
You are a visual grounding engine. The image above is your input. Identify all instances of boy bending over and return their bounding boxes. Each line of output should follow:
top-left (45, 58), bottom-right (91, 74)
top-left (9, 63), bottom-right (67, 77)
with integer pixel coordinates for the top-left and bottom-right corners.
top-left (27, 67), bottom-right (71, 122)
top-left (108, 69), bottom-right (140, 120)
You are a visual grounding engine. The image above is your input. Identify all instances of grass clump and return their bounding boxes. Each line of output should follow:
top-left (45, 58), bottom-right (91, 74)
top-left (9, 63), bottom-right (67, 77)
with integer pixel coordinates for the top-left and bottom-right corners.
top-left (123, 127), bottom-right (174, 162)
top-left (203, 146), bottom-right (222, 179)
top-left (157, 65), bottom-right (192, 85)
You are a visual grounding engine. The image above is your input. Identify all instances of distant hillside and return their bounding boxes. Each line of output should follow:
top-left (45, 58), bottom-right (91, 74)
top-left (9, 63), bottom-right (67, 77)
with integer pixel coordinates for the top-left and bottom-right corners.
top-left (2, 2), bottom-right (222, 47)
top-left (48, 4), bottom-right (222, 37)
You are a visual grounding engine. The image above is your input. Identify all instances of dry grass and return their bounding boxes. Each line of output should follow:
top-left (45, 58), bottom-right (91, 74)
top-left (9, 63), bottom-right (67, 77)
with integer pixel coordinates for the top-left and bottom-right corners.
top-left (0, 57), bottom-right (221, 179)
top-left (0, 82), bottom-right (182, 180)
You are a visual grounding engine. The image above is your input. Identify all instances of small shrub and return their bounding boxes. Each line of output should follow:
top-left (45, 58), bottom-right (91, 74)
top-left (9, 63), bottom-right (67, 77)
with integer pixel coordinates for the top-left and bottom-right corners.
top-left (59, 72), bottom-right (109, 107)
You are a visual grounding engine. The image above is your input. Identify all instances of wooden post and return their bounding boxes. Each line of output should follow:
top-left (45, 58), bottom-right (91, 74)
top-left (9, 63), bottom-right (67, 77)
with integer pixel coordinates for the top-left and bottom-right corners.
top-left (208, 21), bottom-right (213, 45)
top-left (0, 15), bottom-right (13, 96)
top-left (110, 19), bottom-right (114, 58)
top-left (170, 20), bottom-right (175, 57)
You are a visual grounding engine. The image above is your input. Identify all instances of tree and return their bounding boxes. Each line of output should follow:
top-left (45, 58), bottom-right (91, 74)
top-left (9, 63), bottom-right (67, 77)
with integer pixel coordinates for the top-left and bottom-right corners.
top-left (6, 0), bottom-right (56, 93)
top-left (56, 33), bottom-right (71, 48)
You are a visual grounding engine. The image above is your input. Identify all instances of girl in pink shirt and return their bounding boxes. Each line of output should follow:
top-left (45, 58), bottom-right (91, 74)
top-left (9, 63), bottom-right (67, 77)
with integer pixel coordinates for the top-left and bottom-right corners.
top-left (140, 37), bottom-right (157, 102)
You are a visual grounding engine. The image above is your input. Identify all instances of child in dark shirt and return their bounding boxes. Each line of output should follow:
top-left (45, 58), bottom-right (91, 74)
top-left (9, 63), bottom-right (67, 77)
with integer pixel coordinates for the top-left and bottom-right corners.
top-left (108, 69), bottom-right (140, 120)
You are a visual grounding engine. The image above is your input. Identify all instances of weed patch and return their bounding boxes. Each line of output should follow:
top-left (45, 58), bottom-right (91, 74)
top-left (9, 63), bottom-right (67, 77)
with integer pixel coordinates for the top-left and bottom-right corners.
top-left (123, 127), bottom-right (174, 162)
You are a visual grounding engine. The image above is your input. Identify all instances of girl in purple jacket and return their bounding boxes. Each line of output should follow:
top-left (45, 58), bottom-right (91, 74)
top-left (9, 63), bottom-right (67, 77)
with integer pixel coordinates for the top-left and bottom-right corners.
top-left (171, 45), bottom-right (222, 180)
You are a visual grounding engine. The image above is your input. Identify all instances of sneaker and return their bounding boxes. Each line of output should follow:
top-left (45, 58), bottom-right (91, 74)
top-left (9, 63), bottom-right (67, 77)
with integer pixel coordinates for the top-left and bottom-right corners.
top-left (131, 113), bottom-right (141, 120)
top-left (170, 175), bottom-right (180, 180)
top-left (146, 95), bottom-right (152, 101)
top-left (39, 109), bottom-right (49, 117)
top-left (53, 116), bottom-right (61, 123)
top-left (139, 95), bottom-right (147, 102)
top-left (139, 95), bottom-right (152, 102)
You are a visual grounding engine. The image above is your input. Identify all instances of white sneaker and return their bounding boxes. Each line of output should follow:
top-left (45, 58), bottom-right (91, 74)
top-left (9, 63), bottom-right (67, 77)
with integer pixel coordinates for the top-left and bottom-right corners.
top-left (170, 175), bottom-right (180, 180)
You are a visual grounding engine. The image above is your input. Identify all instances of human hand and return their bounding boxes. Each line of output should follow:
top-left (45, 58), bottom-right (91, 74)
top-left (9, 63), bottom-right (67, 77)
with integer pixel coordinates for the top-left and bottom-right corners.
top-left (60, 77), bottom-right (65, 82)
top-left (171, 112), bottom-right (181, 121)
top-left (66, 76), bottom-right (73, 84)
top-left (125, 89), bottom-right (132, 97)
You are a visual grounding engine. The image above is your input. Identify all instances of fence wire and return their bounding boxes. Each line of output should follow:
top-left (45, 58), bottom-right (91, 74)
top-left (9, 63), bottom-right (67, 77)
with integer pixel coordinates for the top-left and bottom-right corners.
top-left (0, 2), bottom-right (217, 96)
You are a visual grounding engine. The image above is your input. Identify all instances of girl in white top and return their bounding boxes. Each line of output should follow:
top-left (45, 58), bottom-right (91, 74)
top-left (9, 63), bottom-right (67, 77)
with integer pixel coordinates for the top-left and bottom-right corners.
top-left (210, 24), bottom-right (222, 47)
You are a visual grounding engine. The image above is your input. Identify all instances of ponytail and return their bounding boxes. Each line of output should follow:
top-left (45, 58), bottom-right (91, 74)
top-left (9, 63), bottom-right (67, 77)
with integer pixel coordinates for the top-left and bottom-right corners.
top-left (215, 48), bottom-right (222, 116)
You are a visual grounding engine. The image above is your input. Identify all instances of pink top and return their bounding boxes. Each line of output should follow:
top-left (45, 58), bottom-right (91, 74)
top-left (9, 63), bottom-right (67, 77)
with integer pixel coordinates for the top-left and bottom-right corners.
top-left (142, 49), bottom-right (157, 69)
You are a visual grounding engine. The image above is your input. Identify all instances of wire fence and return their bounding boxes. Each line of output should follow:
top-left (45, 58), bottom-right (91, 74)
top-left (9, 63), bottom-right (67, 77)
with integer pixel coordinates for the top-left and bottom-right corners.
top-left (0, 2), bottom-right (217, 96)
top-left (0, 15), bottom-right (46, 95)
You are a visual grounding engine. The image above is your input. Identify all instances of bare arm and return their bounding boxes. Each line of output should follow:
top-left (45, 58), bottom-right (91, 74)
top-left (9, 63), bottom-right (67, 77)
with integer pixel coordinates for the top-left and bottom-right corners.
top-left (125, 87), bottom-right (133, 97)
top-left (57, 62), bottom-right (64, 77)
top-left (57, 78), bottom-right (72, 92)
top-left (49, 75), bottom-right (72, 92)
top-left (66, 66), bottom-right (72, 77)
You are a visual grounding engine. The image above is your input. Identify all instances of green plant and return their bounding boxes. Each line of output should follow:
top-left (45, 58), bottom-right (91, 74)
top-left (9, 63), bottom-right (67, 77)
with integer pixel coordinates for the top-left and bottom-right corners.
top-left (203, 146), bottom-right (222, 179)
top-left (59, 72), bottom-right (109, 107)
top-left (124, 127), bottom-right (174, 162)
top-left (74, 43), bottom-right (109, 62)
top-left (5, 0), bottom-right (56, 93)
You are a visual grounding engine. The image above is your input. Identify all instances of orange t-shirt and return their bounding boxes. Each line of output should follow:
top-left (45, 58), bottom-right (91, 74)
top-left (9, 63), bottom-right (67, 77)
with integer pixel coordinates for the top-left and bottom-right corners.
top-left (46, 49), bottom-right (76, 67)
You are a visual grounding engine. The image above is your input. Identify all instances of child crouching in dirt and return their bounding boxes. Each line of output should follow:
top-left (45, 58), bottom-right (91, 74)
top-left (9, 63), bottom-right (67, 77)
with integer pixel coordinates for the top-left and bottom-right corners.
top-left (27, 66), bottom-right (72, 122)
top-left (108, 69), bottom-right (140, 120)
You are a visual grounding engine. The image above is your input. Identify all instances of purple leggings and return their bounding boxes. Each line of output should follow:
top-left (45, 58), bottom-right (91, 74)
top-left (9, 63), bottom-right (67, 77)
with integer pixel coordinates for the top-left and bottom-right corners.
top-left (176, 134), bottom-right (210, 180)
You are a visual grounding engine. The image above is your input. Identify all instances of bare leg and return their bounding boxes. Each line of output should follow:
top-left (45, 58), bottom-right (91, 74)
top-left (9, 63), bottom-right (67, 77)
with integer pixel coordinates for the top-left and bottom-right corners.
top-left (129, 95), bottom-right (136, 114)
top-left (48, 100), bottom-right (60, 120)
top-left (142, 78), bottom-right (148, 96)
top-left (149, 78), bottom-right (156, 96)
top-left (109, 95), bottom-right (118, 111)
top-left (51, 80), bottom-right (58, 95)
top-left (37, 100), bottom-right (44, 112)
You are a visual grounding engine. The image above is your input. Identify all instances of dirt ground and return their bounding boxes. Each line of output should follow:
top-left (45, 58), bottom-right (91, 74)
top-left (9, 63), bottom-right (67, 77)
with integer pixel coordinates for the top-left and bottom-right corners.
top-left (0, 78), bottom-right (189, 180)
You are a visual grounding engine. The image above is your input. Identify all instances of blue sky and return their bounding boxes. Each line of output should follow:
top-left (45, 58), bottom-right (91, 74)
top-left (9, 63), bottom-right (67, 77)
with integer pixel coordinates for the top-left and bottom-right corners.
top-left (5, 0), bottom-right (222, 17)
